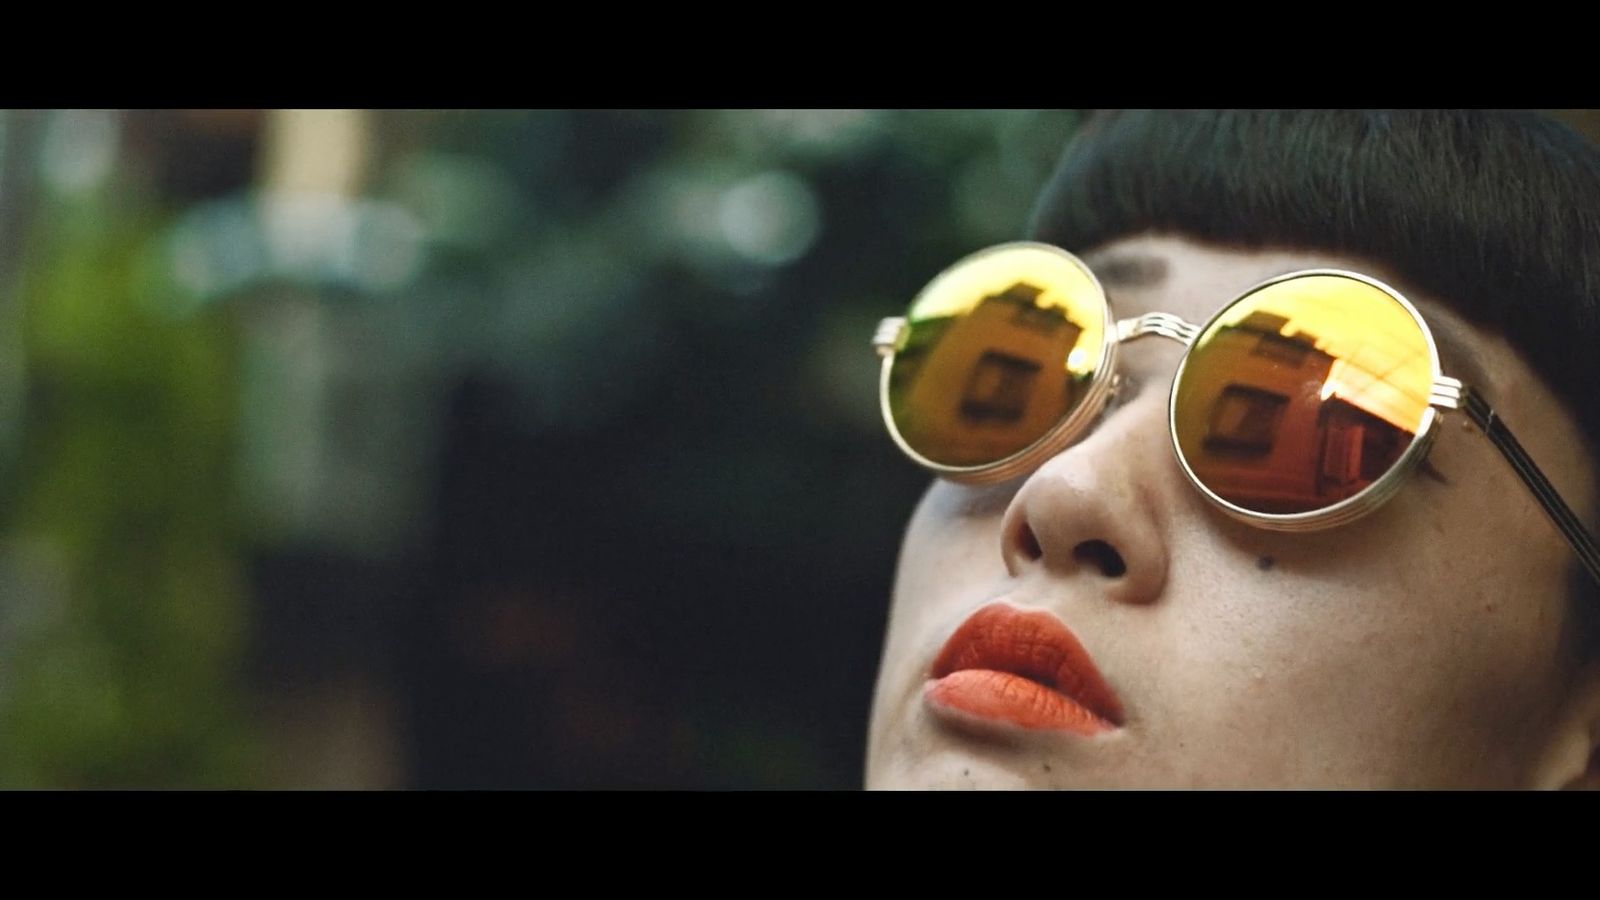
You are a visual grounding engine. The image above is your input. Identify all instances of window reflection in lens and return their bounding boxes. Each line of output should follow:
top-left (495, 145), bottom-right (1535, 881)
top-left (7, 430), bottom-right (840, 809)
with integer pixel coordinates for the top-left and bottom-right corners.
top-left (887, 245), bottom-right (1107, 468)
top-left (1173, 275), bottom-right (1433, 515)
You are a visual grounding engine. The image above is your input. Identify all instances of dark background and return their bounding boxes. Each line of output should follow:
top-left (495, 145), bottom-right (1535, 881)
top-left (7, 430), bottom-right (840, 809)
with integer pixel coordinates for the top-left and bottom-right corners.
top-left (0, 109), bottom-right (1085, 788)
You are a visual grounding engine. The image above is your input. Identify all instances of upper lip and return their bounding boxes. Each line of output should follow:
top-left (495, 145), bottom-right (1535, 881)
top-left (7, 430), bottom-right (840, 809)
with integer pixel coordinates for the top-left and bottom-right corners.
top-left (930, 602), bottom-right (1124, 726)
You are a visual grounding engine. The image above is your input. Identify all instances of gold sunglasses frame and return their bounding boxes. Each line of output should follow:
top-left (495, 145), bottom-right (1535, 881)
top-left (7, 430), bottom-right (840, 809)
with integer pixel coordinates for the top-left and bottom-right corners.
top-left (873, 242), bottom-right (1600, 584)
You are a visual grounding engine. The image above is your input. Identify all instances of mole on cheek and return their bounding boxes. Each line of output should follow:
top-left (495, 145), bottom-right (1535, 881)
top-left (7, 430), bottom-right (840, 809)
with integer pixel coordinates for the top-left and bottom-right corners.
top-left (1256, 555), bottom-right (1275, 571)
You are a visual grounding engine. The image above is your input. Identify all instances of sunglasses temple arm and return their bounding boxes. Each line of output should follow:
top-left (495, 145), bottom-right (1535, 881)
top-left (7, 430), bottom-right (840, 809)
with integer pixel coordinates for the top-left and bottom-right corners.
top-left (1459, 388), bottom-right (1600, 586)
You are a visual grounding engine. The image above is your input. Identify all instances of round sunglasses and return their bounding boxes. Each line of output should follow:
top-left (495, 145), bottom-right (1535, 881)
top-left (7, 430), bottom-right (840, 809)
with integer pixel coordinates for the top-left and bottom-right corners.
top-left (872, 242), bottom-right (1600, 583)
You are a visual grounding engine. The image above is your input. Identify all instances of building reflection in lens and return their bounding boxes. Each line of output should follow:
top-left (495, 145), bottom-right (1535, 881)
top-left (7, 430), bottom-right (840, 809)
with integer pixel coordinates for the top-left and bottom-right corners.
top-left (890, 280), bottom-right (1087, 467)
top-left (1176, 306), bottom-right (1423, 515)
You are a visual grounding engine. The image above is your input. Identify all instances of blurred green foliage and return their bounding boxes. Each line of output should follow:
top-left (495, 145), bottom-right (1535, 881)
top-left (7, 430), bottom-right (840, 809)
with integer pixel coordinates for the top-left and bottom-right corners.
top-left (1, 158), bottom-right (256, 786)
top-left (0, 110), bottom-right (1083, 788)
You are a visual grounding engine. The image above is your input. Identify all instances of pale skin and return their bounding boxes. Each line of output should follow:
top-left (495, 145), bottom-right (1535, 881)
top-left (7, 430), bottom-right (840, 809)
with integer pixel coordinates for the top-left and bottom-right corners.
top-left (865, 234), bottom-right (1600, 789)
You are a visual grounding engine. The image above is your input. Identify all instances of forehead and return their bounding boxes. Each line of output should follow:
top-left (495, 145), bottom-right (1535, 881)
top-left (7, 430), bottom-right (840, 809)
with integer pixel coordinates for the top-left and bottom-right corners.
top-left (1080, 235), bottom-right (1497, 396)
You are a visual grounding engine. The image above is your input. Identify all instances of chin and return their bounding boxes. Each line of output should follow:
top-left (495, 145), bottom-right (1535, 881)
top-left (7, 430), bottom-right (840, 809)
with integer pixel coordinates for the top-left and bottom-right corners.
top-left (866, 745), bottom-right (1066, 790)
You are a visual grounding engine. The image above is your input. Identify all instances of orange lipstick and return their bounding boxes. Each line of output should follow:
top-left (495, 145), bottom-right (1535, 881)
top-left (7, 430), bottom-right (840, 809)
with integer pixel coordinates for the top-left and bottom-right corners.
top-left (925, 603), bottom-right (1123, 736)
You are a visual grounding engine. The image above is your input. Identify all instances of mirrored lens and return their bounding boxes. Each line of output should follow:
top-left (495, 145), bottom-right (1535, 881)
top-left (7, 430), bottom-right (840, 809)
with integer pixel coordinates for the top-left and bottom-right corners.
top-left (1173, 274), bottom-right (1434, 515)
top-left (886, 244), bottom-right (1108, 468)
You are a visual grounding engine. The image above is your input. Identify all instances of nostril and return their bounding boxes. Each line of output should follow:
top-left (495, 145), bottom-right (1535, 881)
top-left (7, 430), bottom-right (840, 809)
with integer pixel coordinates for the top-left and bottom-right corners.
top-left (1073, 540), bottom-right (1127, 578)
top-left (1016, 521), bottom-right (1044, 563)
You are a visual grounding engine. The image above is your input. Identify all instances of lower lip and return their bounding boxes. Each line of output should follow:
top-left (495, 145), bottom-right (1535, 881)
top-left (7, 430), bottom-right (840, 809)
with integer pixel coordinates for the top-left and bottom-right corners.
top-left (925, 670), bottom-right (1116, 736)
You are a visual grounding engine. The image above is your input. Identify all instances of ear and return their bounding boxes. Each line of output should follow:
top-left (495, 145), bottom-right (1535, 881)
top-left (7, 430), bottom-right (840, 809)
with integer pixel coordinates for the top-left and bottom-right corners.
top-left (1537, 657), bottom-right (1600, 790)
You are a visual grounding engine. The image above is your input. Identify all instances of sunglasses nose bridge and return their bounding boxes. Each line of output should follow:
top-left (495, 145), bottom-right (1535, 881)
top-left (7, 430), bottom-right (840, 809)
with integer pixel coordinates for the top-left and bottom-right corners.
top-left (1114, 312), bottom-right (1201, 347)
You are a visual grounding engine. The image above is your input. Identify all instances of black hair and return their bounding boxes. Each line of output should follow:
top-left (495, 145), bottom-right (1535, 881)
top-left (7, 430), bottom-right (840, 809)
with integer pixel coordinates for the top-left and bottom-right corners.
top-left (1029, 109), bottom-right (1600, 659)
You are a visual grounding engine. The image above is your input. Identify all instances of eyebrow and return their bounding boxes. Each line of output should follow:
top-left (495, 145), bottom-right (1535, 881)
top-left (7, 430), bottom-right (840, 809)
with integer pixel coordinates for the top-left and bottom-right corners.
top-left (1083, 251), bottom-right (1168, 288)
top-left (1082, 250), bottom-right (1499, 394)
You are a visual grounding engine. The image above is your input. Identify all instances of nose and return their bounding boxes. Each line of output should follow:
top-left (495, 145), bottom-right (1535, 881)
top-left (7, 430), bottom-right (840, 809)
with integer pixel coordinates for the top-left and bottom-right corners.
top-left (998, 390), bottom-right (1173, 606)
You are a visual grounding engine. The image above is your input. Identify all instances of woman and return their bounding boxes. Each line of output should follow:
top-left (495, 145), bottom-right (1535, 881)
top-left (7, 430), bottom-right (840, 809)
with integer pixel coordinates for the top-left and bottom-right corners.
top-left (864, 111), bottom-right (1600, 788)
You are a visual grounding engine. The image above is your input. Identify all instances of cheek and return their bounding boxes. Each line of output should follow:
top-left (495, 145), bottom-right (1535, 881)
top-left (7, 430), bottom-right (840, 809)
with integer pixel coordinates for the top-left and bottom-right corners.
top-left (895, 481), bottom-right (1017, 601)
top-left (1124, 479), bottom-right (1572, 786)
top-left (882, 489), bottom-right (1007, 660)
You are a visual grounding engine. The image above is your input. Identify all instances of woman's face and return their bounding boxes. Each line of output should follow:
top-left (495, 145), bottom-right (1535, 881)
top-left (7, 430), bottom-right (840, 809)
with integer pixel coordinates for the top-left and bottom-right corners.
top-left (865, 234), bottom-right (1600, 789)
